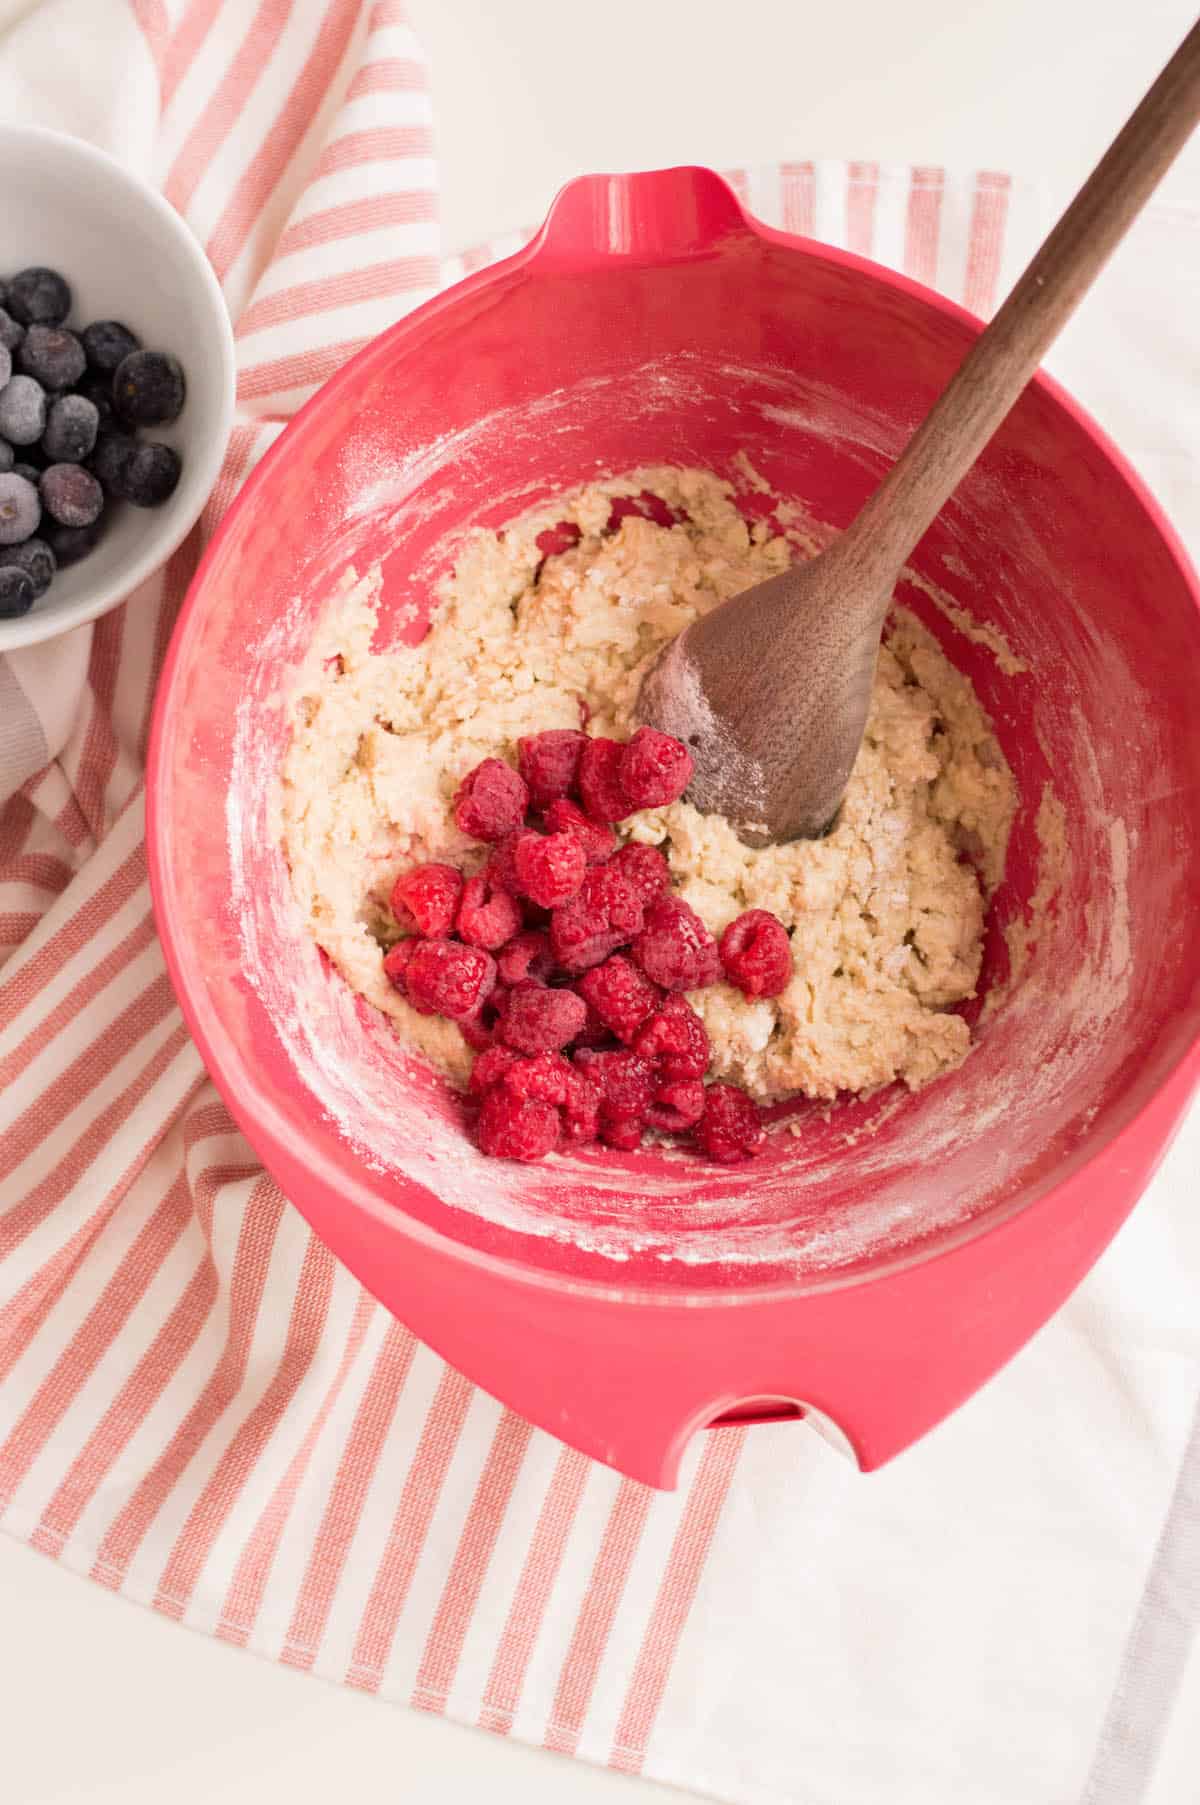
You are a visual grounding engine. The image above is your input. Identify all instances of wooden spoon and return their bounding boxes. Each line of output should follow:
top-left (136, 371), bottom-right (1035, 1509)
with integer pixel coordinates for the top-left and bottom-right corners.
top-left (638, 18), bottom-right (1200, 845)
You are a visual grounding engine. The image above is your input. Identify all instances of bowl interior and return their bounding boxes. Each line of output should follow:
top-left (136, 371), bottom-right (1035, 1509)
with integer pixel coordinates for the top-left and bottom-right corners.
top-left (0, 127), bottom-right (234, 650)
top-left (152, 229), bottom-right (1200, 1296)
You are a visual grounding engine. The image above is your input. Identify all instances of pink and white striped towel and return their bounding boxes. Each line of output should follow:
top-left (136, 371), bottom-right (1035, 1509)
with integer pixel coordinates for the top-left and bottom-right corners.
top-left (1, 5), bottom-right (1198, 1801)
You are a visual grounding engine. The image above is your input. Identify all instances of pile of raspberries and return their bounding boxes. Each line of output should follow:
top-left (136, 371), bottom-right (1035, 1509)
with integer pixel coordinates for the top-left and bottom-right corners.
top-left (382, 725), bottom-right (794, 1164)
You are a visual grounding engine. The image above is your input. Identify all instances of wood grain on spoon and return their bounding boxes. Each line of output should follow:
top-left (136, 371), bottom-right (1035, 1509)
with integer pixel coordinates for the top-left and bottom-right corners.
top-left (639, 16), bottom-right (1200, 845)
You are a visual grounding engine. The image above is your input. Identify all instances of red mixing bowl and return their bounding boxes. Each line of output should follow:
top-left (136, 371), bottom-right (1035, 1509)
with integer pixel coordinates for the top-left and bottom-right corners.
top-left (147, 167), bottom-right (1200, 1488)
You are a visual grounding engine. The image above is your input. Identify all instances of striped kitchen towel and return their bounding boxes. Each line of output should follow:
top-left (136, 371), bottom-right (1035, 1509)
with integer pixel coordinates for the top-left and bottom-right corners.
top-left (1, 5), bottom-right (1199, 1802)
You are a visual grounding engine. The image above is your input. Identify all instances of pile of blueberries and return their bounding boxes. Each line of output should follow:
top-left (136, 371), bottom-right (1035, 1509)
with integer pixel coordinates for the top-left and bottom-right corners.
top-left (0, 265), bottom-right (187, 620)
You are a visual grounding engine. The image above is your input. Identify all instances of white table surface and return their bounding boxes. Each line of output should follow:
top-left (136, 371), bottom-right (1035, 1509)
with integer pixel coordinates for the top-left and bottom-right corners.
top-left (3, 0), bottom-right (1198, 1800)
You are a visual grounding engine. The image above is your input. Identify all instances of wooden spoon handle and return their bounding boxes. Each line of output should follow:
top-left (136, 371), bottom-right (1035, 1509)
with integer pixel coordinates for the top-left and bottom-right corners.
top-left (843, 15), bottom-right (1200, 582)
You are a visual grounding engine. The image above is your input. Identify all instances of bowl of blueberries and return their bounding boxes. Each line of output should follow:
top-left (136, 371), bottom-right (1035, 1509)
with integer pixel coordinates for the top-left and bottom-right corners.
top-left (0, 124), bottom-right (236, 649)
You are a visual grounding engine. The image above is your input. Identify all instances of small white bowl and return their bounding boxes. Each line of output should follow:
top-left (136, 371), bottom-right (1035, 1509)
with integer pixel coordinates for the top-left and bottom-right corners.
top-left (0, 125), bottom-right (236, 651)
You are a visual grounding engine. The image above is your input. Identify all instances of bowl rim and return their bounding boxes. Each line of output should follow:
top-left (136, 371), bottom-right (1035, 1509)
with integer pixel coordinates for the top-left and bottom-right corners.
top-left (146, 166), bottom-right (1200, 1309)
top-left (0, 122), bottom-right (236, 653)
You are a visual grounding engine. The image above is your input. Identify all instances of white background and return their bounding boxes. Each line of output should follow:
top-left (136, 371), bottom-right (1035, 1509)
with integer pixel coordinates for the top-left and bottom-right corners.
top-left (2, 0), bottom-right (1198, 1799)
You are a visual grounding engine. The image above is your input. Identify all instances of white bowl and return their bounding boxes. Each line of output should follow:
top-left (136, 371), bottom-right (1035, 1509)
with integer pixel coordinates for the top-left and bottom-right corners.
top-left (0, 125), bottom-right (236, 651)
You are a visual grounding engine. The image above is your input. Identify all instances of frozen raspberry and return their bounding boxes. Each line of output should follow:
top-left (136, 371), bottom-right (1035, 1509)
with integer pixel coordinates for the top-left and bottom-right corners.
top-left (582, 865), bottom-right (646, 936)
top-left (601, 1116), bottom-right (644, 1150)
top-left (390, 862), bottom-right (463, 937)
top-left (382, 937), bottom-right (417, 996)
top-left (486, 832), bottom-right (525, 893)
top-left (550, 865), bottom-right (646, 973)
top-left (561, 1065), bottom-right (601, 1142)
top-left (513, 829), bottom-right (586, 907)
top-left (496, 980), bottom-right (587, 1052)
top-left (632, 895), bottom-right (719, 991)
top-left (454, 757), bottom-right (528, 841)
top-left (542, 798), bottom-right (615, 864)
top-left (647, 1078), bottom-right (707, 1132)
top-left (719, 909), bottom-right (793, 997)
top-left (405, 939), bottom-right (496, 1020)
top-left (694, 1084), bottom-right (766, 1164)
top-left (633, 994), bottom-right (710, 1079)
top-left (468, 1045), bottom-right (522, 1096)
top-left (610, 842), bottom-right (670, 907)
top-left (618, 727), bottom-right (693, 811)
top-left (503, 1050), bottom-right (573, 1105)
top-left (497, 929), bottom-right (553, 985)
top-left (476, 1088), bottom-right (560, 1162)
top-left (578, 956), bottom-right (661, 1044)
top-left (574, 1047), bottom-right (654, 1120)
top-left (457, 872), bottom-right (523, 949)
top-left (459, 1006), bottom-right (497, 1050)
top-left (517, 729), bottom-right (587, 808)
top-left (578, 737), bottom-right (629, 823)
top-left (113, 349), bottom-right (186, 426)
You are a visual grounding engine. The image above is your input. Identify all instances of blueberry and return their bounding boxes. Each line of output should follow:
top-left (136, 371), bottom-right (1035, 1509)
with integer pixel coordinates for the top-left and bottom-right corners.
top-left (0, 343), bottom-right (9, 391)
top-left (18, 324), bottom-right (86, 392)
top-left (113, 350), bottom-right (185, 426)
top-left (0, 374), bottom-right (47, 446)
top-left (41, 462), bottom-right (103, 528)
top-left (77, 372), bottom-right (116, 430)
top-left (12, 463), bottom-right (41, 486)
top-left (120, 440), bottom-right (181, 507)
top-left (46, 515), bottom-right (105, 567)
top-left (0, 535), bottom-right (55, 598)
top-left (0, 309), bottom-right (23, 354)
top-left (7, 267), bottom-right (71, 328)
top-left (0, 472), bottom-right (41, 544)
top-left (82, 320), bottom-right (140, 374)
top-left (0, 279), bottom-right (6, 307)
top-left (0, 564), bottom-right (35, 618)
top-left (90, 431), bottom-right (138, 494)
top-left (0, 439), bottom-right (11, 474)
top-left (43, 394), bottom-right (100, 463)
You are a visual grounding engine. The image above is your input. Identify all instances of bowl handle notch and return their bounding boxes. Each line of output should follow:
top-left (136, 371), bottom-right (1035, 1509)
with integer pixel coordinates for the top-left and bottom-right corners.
top-left (530, 165), bottom-right (751, 267)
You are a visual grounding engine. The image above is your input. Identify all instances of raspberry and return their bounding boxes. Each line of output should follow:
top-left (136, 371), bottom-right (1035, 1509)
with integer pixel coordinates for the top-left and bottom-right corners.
top-left (632, 895), bottom-right (719, 991)
top-left (610, 841), bottom-right (670, 907)
top-left (573, 1003), bottom-right (615, 1050)
top-left (468, 1045), bottom-right (521, 1095)
top-left (476, 1088), bottom-right (560, 1162)
top-left (618, 727), bottom-right (694, 811)
top-left (405, 939), bottom-right (497, 1020)
top-left (647, 1078), bottom-right (707, 1132)
top-left (534, 520), bottom-right (582, 560)
top-left (390, 862), bottom-right (463, 937)
top-left (574, 1048), bottom-right (654, 1118)
top-left (606, 489), bottom-right (677, 531)
top-left (503, 1050), bottom-right (574, 1105)
top-left (454, 758), bottom-right (528, 841)
top-left (561, 1065), bottom-right (601, 1142)
top-left (517, 729), bottom-right (587, 808)
top-left (578, 737), bottom-right (630, 823)
top-left (633, 994), bottom-right (710, 1079)
top-left (513, 829), bottom-right (586, 907)
top-left (496, 980), bottom-right (588, 1052)
top-left (542, 798), bottom-right (615, 864)
top-left (382, 937), bottom-right (417, 996)
top-left (578, 956), bottom-right (661, 1044)
top-left (486, 832), bottom-right (524, 892)
top-left (497, 929), bottom-right (553, 985)
top-left (719, 909), bottom-right (793, 997)
top-left (457, 873), bottom-right (523, 949)
top-left (550, 865), bottom-right (646, 973)
top-left (694, 1084), bottom-right (765, 1164)
top-left (601, 1116), bottom-right (644, 1151)
top-left (582, 865), bottom-right (646, 936)
top-left (459, 1006), bottom-right (497, 1050)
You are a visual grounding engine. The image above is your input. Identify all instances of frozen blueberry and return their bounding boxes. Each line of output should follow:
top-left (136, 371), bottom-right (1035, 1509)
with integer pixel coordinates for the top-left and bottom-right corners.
top-left (13, 462), bottom-right (40, 485)
top-left (77, 372), bottom-right (116, 430)
top-left (46, 515), bottom-right (105, 567)
top-left (7, 267), bottom-right (71, 328)
top-left (42, 394), bottom-right (100, 463)
top-left (120, 440), bottom-right (181, 507)
top-left (0, 439), bottom-right (11, 474)
top-left (18, 324), bottom-right (86, 392)
top-left (0, 309), bottom-right (22, 354)
top-left (0, 536), bottom-right (55, 598)
top-left (0, 564), bottom-right (35, 618)
top-left (0, 374), bottom-right (47, 446)
top-left (82, 320), bottom-right (140, 374)
top-left (113, 350), bottom-right (185, 426)
top-left (0, 472), bottom-right (41, 544)
top-left (0, 278), bottom-right (6, 307)
top-left (90, 431), bottom-right (138, 494)
top-left (0, 343), bottom-right (9, 391)
top-left (41, 463), bottom-right (104, 528)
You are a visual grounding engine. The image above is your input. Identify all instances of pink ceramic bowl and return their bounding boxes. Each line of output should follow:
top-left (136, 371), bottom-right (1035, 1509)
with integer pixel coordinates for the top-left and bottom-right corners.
top-left (147, 169), bottom-right (1200, 1488)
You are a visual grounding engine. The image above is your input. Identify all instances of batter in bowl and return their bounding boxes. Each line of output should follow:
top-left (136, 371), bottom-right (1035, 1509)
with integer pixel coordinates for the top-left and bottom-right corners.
top-left (281, 466), bottom-right (1016, 1104)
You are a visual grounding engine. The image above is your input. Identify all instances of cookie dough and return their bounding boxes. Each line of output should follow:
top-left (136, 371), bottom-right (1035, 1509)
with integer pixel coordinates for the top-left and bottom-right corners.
top-left (281, 467), bottom-right (1016, 1102)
